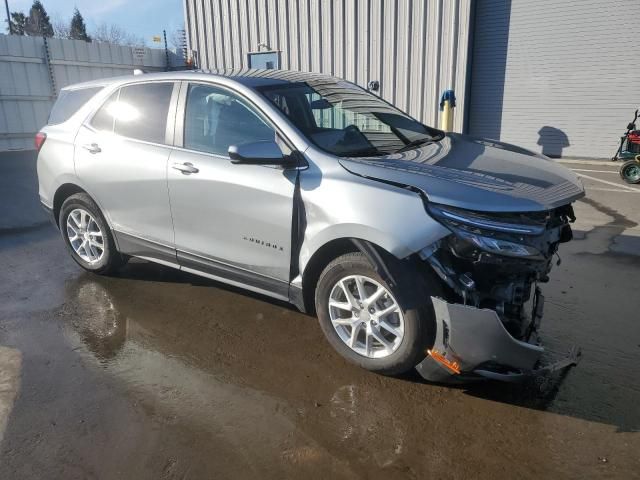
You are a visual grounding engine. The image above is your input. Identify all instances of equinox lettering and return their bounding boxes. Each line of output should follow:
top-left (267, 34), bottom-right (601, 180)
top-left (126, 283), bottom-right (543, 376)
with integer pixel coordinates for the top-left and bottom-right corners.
top-left (243, 236), bottom-right (284, 251)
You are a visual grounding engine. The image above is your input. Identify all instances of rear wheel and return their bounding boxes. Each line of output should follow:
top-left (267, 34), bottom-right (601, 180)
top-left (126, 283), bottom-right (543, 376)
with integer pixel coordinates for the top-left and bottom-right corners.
top-left (59, 193), bottom-right (126, 274)
top-left (620, 160), bottom-right (640, 184)
top-left (315, 251), bottom-right (438, 375)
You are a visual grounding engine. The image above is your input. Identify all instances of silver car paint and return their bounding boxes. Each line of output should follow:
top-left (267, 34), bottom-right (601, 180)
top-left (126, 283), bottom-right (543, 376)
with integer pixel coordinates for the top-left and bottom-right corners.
top-left (74, 124), bottom-right (176, 248)
top-left (294, 149), bottom-right (451, 281)
top-left (37, 70), bottom-right (581, 306)
top-left (338, 133), bottom-right (584, 213)
top-left (168, 147), bottom-right (297, 282)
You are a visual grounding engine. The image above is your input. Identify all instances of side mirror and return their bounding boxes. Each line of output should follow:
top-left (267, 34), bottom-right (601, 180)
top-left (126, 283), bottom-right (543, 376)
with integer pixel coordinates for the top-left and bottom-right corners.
top-left (229, 141), bottom-right (291, 166)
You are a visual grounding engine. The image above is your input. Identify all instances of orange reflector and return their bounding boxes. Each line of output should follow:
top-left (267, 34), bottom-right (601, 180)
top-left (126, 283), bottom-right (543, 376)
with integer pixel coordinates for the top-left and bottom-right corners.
top-left (427, 349), bottom-right (461, 374)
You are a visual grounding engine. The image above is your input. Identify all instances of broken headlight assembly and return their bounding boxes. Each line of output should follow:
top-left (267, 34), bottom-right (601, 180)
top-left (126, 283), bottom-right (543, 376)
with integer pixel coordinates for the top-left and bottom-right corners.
top-left (421, 202), bottom-right (575, 329)
top-left (426, 203), bottom-right (553, 259)
top-left (415, 202), bottom-right (580, 382)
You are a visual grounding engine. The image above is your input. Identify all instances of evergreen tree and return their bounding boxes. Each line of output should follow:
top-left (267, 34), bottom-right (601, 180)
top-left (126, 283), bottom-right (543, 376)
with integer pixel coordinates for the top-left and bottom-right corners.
top-left (25, 1), bottom-right (54, 37)
top-left (8, 12), bottom-right (27, 35)
top-left (69, 8), bottom-right (91, 42)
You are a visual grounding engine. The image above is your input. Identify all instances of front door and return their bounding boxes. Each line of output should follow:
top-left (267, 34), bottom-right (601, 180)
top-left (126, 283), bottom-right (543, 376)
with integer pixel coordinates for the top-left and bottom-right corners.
top-left (168, 82), bottom-right (296, 297)
top-left (75, 82), bottom-right (177, 264)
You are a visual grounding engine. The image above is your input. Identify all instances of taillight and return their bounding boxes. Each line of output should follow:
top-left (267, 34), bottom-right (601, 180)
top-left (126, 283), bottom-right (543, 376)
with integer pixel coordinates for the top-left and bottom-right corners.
top-left (35, 132), bottom-right (47, 152)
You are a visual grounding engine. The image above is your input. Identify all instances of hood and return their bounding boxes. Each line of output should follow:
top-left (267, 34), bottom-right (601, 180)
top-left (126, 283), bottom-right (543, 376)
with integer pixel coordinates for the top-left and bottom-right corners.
top-left (338, 133), bottom-right (585, 212)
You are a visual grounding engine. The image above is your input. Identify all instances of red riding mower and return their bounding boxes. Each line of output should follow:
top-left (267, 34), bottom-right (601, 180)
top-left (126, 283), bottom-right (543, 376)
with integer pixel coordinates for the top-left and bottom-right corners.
top-left (612, 108), bottom-right (640, 184)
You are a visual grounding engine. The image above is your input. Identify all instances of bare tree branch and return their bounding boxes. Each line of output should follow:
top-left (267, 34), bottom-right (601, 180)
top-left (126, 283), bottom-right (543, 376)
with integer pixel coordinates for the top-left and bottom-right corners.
top-left (52, 15), bottom-right (70, 39)
top-left (91, 22), bottom-right (146, 47)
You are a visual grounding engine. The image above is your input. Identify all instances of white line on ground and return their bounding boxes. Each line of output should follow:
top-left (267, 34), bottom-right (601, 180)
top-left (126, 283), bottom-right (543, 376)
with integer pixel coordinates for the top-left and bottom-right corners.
top-left (556, 159), bottom-right (618, 166)
top-left (587, 187), bottom-right (639, 193)
top-left (570, 169), bottom-right (618, 174)
top-left (576, 172), bottom-right (640, 192)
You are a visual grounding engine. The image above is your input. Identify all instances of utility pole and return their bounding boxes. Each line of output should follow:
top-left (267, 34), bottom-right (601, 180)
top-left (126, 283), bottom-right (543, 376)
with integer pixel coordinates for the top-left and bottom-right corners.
top-left (4, 0), bottom-right (12, 35)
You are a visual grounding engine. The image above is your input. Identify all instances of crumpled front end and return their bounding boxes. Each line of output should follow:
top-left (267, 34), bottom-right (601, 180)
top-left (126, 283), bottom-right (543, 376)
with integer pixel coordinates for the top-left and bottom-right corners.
top-left (416, 202), bottom-right (581, 382)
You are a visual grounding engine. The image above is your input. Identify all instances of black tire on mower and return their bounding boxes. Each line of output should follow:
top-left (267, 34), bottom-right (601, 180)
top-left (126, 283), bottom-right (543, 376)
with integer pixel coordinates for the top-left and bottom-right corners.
top-left (619, 160), bottom-right (640, 184)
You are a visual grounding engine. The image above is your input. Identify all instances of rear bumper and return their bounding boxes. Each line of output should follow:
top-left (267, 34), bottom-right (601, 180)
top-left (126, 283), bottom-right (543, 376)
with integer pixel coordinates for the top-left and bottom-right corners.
top-left (416, 297), bottom-right (580, 383)
top-left (40, 201), bottom-right (57, 228)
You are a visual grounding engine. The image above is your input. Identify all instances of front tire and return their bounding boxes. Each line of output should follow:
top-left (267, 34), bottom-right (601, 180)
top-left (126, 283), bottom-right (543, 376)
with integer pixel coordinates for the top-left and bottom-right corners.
top-left (59, 193), bottom-right (126, 274)
top-left (315, 251), bottom-right (438, 376)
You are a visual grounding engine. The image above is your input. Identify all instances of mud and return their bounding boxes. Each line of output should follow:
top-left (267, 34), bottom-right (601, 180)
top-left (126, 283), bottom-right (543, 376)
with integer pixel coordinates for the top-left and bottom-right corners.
top-left (0, 154), bottom-right (639, 479)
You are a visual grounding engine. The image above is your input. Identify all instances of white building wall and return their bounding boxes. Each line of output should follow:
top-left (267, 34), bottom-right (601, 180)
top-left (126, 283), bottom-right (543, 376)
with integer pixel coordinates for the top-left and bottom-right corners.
top-left (468, 0), bottom-right (640, 159)
top-left (184, 0), bottom-right (473, 132)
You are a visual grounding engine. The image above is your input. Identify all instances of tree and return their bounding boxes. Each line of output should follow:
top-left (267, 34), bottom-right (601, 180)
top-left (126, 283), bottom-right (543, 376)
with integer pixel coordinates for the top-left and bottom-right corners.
top-left (8, 12), bottom-right (27, 35)
top-left (69, 8), bottom-right (91, 42)
top-left (24, 1), bottom-right (54, 37)
top-left (52, 16), bottom-right (70, 39)
top-left (91, 22), bottom-right (145, 47)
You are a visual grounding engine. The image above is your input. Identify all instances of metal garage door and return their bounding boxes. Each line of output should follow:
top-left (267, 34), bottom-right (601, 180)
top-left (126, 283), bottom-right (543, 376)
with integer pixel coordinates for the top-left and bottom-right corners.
top-left (468, 0), bottom-right (640, 159)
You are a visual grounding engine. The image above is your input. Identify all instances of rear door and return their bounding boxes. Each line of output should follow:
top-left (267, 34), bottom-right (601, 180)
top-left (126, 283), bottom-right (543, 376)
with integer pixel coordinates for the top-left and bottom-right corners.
top-left (167, 82), bottom-right (296, 297)
top-left (74, 81), bottom-right (179, 264)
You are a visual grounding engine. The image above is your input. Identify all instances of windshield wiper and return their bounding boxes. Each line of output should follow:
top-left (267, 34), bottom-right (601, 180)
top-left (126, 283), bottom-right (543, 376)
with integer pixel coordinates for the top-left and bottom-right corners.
top-left (394, 137), bottom-right (434, 154)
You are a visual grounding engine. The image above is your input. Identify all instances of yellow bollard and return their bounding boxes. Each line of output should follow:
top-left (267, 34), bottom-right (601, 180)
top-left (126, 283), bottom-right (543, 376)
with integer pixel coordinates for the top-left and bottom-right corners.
top-left (439, 90), bottom-right (456, 132)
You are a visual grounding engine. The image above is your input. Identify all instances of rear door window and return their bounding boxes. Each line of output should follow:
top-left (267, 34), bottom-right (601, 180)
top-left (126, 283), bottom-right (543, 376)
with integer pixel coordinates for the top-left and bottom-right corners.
top-left (90, 90), bottom-right (119, 132)
top-left (114, 82), bottom-right (174, 143)
top-left (48, 86), bottom-right (103, 125)
top-left (90, 83), bottom-right (174, 143)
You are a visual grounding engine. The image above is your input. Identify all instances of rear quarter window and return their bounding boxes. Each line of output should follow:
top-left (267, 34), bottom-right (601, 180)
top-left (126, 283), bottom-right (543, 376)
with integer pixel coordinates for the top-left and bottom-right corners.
top-left (48, 87), bottom-right (103, 125)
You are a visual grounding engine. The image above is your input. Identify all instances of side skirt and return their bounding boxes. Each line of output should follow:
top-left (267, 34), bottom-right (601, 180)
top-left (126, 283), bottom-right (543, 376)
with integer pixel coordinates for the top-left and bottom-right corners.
top-left (113, 230), bottom-right (291, 304)
top-left (177, 250), bottom-right (290, 301)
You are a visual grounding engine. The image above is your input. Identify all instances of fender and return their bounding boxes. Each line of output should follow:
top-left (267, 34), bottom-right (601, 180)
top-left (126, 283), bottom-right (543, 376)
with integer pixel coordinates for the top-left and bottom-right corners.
top-left (351, 238), bottom-right (398, 289)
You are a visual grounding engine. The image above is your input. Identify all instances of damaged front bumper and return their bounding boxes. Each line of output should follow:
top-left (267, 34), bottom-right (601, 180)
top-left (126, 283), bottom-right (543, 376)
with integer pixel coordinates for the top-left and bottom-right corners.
top-left (416, 297), bottom-right (581, 383)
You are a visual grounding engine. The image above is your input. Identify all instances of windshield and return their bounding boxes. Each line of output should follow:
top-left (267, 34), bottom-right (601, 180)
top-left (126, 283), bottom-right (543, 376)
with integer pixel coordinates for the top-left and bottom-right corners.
top-left (257, 80), bottom-right (442, 157)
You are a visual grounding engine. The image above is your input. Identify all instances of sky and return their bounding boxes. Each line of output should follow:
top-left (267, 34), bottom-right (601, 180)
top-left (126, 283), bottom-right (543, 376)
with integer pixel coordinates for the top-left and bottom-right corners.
top-left (5, 0), bottom-right (185, 45)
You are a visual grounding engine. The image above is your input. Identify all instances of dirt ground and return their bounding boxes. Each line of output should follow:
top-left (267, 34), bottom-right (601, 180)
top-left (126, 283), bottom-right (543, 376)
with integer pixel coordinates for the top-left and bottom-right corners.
top-left (0, 151), bottom-right (639, 479)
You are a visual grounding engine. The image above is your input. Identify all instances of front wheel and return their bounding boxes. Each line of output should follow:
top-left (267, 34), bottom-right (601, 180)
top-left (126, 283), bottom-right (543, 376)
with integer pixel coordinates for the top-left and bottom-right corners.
top-left (620, 160), bottom-right (640, 184)
top-left (315, 252), bottom-right (438, 376)
top-left (59, 193), bottom-right (127, 274)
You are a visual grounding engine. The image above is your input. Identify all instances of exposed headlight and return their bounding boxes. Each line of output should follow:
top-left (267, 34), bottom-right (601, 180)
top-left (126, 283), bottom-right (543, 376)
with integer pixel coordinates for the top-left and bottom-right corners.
top-left (427, 203), bottom-right (544, 258)
top-left (454, 229), bottom-right (540, 257)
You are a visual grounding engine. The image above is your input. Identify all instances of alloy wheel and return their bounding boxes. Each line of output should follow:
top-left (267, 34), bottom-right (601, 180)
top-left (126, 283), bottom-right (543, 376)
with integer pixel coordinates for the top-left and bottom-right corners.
top-left (328, 275), bottom-right (405, 358)
top-left (66, 208), bottom-right (105, 264)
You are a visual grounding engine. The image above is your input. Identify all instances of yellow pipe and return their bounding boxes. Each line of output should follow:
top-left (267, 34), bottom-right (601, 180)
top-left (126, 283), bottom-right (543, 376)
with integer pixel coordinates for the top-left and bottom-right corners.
top-left (440, 100), bottom-right (453, 132)
top-left (439, 90), bottom-right (456, 132)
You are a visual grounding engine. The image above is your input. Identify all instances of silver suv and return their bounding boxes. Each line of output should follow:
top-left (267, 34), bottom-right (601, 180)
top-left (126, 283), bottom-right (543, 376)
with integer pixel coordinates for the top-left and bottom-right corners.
top-left (37, 70), bottom-right (584, 382)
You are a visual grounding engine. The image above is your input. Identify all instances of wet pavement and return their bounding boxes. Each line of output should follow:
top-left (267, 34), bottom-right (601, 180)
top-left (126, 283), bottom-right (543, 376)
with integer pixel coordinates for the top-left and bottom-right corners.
top-left (1, 152), bottom-right (639, 479)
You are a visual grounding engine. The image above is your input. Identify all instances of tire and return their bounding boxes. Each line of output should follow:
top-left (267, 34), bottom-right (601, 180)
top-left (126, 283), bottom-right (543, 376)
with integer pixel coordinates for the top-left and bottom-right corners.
top-left (59, 193), bottom-right (126, 274)
top-left (315, 251), bottom-right (438, 376)
top-left (619, 160), bottom-right (640, 184)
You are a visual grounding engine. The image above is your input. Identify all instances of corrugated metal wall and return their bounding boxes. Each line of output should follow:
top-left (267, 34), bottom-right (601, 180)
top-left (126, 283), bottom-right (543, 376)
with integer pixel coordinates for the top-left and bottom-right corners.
top-left (468, 0), bottom-right (640, 159)
top-left (0, 34), bottom-right (180, 151)
top-left (184, 0), bottom-right (472, 131)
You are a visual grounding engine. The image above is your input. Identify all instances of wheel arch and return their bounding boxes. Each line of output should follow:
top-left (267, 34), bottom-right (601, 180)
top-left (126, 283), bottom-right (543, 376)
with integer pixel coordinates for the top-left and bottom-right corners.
top-left (300, 237), bottom-right (402, 315)
top-left (53, 183), bottom-right (88, 227)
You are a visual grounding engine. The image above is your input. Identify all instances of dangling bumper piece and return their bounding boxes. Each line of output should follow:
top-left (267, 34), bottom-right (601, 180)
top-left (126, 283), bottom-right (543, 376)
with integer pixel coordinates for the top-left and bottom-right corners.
top-left (416, 297), bottom-right (580, 383)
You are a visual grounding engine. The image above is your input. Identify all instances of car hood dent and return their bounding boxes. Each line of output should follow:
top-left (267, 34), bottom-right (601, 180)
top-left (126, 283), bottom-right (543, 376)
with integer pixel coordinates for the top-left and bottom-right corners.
top-left (338, 133), bottom-right (585, 212)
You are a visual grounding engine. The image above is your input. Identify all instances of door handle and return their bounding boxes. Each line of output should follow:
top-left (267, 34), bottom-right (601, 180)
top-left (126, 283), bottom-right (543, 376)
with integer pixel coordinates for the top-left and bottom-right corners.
top-left (82, 143), bottom-right (101, 154)
top-left (172, 162), bottom-right (199, 174)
